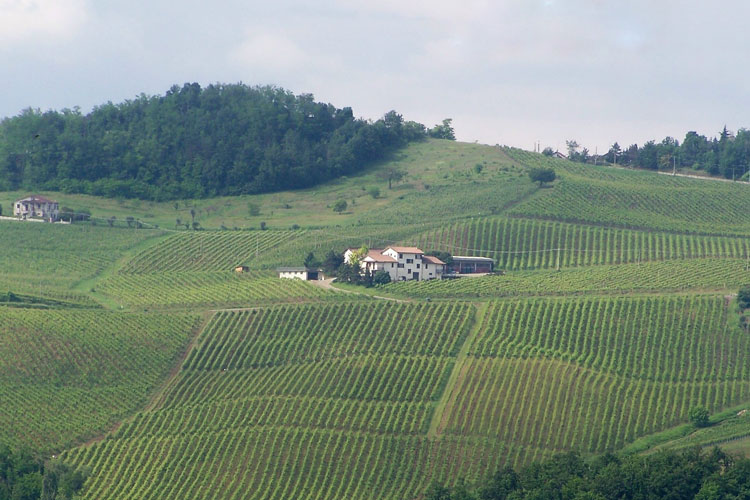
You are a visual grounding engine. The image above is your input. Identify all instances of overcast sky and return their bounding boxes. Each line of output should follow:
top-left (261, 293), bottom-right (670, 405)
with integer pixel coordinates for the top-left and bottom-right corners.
top-left (2, 0), bottom-right (749, 152)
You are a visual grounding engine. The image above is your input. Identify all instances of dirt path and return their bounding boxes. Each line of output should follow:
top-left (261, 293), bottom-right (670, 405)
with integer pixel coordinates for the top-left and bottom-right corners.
top-left (427, 301), bottom-right (488, 438)
top-left (310, 278), bottom-right (410, 302)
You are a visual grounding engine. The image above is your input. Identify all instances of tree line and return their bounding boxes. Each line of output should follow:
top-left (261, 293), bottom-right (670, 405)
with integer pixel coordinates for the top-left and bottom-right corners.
top-left (0, 444), bottom-right (87, 500)
top-left (0, 83), bottom-right (452, 200)
top-left (552, 126), bottom-right (750, 180)
top-left (426, 446), bottom-right (750, 500)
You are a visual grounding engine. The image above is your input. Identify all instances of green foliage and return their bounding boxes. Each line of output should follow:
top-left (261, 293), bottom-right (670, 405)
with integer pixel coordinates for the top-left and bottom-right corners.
top-left (333, 199), bottom-right (348, 213)
top-left (425, 448), bottom-right (750, 500)
top-left (303, 252), bottom-right (319, 269)
top-left (528, 167), bottom-right (556, 186)
top-left (368, 186), bottom-right (380, 199)
top-left (429, 118), bottom-right (456, 140)
top-left (0, 84), bottom-right (427, 200)
top-left (738, 285), bottom-right (750, 310)
top-left (689, 406), bottom-right (710, 427)
top-left (373, 269), bottom-right (391, 285)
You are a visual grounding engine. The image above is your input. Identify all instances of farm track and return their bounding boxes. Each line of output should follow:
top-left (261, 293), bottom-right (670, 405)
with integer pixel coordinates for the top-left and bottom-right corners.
top-left (427, 302), bottom-right (487, 438)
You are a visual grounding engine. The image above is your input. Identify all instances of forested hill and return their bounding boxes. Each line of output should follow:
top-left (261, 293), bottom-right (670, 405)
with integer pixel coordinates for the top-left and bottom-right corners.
top-left (0, 83), bottom-right (430, 200)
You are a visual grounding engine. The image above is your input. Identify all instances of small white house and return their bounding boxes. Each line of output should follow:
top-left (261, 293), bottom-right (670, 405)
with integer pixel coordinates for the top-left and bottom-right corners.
top-left (277, 267), bottom-right (323, 280)
top-left (14, 195), bottom-right (59, 221)
top-left (344, 246), bottom-right (445, 281)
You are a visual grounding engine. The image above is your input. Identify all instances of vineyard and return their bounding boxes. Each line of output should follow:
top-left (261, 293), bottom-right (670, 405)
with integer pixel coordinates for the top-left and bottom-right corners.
top-left (385, 258), bottom-right (750, 298)
top-left (0, 220), bottom-right (161, 298)
top-left (95, 272), bottom-right (337, 308)
top-left (433, 295), bottom-right (750, 453)
top-left (120, 230), bottom-right (302, 273)
top-left (414, 217), bottom-right (750, 270)
top-left (65, 302), bottom-right (491, 499)
top-left (502, 150), bottom-right (750, 235)
top-left (0, 308), bottom-right (199, 451)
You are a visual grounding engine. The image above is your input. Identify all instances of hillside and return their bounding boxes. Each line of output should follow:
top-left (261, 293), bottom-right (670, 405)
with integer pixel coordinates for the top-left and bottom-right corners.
top-left (2, 139), bottom-right (750, 499)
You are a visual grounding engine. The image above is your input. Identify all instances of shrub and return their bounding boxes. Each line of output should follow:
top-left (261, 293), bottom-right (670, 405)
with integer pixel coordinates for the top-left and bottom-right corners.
top-left (689, 406), bottom-right (710, 427)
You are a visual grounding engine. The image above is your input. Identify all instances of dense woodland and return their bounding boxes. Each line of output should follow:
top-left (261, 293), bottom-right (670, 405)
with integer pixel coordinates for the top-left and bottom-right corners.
top-left (0, 83), bottom-right (442, 200)
top-left (555, 127), bottom-right (750, 179)
top-left (426, 447), bottom-right (750, 500)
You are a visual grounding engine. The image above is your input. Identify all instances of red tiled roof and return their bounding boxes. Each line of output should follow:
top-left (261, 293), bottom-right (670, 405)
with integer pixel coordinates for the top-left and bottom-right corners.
top-left (422, 255), bottom-right (445, 265)
top-left (364, 250), bottom-right (397, 263)
top-left (385, 246), bottom-right (424, 254)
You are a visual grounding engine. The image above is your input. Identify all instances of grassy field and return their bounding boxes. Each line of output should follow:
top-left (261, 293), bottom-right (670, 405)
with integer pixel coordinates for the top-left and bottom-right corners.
top-left (0, 308), bottom-right (199, 452)
top-left (5, 139), bottom-right (750, 498)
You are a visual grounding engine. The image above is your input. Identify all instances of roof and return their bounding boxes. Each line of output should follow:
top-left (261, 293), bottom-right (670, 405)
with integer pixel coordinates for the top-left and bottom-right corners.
top-left (451, 256), bottom-right (495, 262)
top-left (276, 267), bottom-right (319, 272)
top-left (363, 250), bottom-right (397, 263)
top-left (17, 195), bottom-right (57, 204)
top-left (384, 246), bottom-right (424, 254)
top-left (422, 255), bottom-right (445, 265)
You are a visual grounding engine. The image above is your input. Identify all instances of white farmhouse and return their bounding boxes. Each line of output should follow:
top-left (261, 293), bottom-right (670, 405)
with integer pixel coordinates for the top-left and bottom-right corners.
top-left (14, 195), bottom-right (59, 221)
top-left (344, 246), bottom-right (445, 281)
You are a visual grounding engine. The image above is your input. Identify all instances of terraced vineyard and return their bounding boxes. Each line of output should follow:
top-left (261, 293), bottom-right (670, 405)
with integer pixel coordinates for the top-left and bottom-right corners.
top-left (415, 217), bottom-right (750, 270)
top-left (433, 295), bottom-right (750, 454)
top-left (0, 308), bottom-right (199, 451)
top-left (96, 272), bottom-right (336, 308)
top-left (385, 258), bottom-right (750, 298)
top-left (120, 230), bottom-right (302, 273)
top-left (65, 302), bottom-right (490, 499)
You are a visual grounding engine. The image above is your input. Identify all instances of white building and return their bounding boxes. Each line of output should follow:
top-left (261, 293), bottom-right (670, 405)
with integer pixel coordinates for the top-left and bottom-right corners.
top-left (344, 246), bottom-right (445, 281)
top-left (277, 267), bottom-right (323, 280)
top-left (14, 195), bottom-right (59, 221)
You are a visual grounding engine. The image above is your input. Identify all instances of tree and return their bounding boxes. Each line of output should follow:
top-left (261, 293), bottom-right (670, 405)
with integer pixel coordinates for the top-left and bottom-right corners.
top-left (322, 250), bottom-right (344, 275)
top-left (528, 167), bottom-right (556, 187)
top-left (689, 406), bottom-right (710, 427)
top-left (377, 166), bottom-right (406, 189)
top-left (259, 221), bottom-right (267, 230)
top-left (368, 186), bottom-right (380, 199)
top-left (738, 285), bottom-right (750, 310)
top-left (373, 270), bottom-right (391, 285)
top-left (304, 252), bottom-right (319, 269)
top-left (428, 119), bottom-right (455, 140)
top-left (542, 147), bottom-right (555, 157)
top-left (566, 140), bottom-right (580, 161)
top-left (333, 199), bottom-right (348, 214)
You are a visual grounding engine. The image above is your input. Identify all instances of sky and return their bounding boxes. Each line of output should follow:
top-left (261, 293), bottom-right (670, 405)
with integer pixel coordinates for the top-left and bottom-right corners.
top-left (2, 0), bottom-right (749, 153)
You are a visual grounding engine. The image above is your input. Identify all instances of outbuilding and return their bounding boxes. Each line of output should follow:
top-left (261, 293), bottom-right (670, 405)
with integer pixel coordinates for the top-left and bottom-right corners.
top-left (447, 256), bottom-right (495, 274)
top-left (277, 267), bottom-right (323, 280)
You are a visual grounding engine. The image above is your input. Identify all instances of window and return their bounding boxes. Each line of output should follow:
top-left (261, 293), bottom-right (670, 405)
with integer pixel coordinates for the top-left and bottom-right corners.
top-left (406, 258), bottom-right (413, 264)
top-left (399, 253), bottom-right (403, 259)
top-left (397, 263), bottom-right (404, 268)
top-left (407, 269), bottom-right (412, 273)
top-left (416, 264), bottom-right (420, 269)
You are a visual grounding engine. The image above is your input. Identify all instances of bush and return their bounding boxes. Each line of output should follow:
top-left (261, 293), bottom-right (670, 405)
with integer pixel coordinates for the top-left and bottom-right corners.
top-left (368, 187), bottom-right (380, 199)
top-left (333, 200), bottom-right (348, 214)
top-left (373, 270), bottom-right (391, 285)
top-left (738, 285), bottom-right (750, 310)
top-left (689, 406), bottom-right (710, 427)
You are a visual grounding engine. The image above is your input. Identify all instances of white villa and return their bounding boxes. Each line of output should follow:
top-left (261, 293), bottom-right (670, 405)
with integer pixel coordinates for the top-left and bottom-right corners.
top-left (14, 195), bottom-right (59, 221)
top-left (344, 246), bottom-right (445, 281)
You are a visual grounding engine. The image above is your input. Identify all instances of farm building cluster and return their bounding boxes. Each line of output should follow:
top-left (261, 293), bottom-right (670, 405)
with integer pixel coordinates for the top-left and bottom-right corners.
top-left (276, 245), bottom-right (494, 282)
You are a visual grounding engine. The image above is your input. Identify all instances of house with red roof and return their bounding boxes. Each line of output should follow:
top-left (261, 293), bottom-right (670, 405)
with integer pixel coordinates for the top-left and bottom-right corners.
top-left (14, 195), bottom-right (59, 221)
top-left (344, 246), bottom-right (445, 281)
